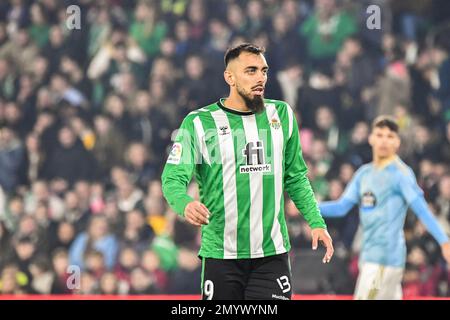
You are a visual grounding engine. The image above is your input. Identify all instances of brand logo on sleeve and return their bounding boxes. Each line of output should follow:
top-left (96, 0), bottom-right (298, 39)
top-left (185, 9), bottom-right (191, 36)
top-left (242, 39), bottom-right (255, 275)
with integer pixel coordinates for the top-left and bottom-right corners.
top-left (167, 142), bottom-right (182, 165)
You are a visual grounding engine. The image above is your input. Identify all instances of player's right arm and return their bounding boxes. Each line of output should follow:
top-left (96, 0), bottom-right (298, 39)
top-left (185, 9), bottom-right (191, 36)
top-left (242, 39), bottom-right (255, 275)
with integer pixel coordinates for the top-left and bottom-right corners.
top-left (319, 168), bottom-right (362, 218)
top-left (161, 115), bottom-right (209, 226)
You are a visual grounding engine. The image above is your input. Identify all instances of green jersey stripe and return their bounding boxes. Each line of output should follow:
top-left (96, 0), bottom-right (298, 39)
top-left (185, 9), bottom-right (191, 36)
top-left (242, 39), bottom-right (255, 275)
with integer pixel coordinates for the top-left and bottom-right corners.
top-left (197, 109), bottom-right (225, 258)
top-left (265, 103), bottom-right (286, 253)
top-left (210, 108), bottom-right (239, 258)
top-left (229, 115), bottom-right (251, 258)
top-left (193, 116), bottom-right (211, 165)
top-left (256, 108), bottom-right (276, 256)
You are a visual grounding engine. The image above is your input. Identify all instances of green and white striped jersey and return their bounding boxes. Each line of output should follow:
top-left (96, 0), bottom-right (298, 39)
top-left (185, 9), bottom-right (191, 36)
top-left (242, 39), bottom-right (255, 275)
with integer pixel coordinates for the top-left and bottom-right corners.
top-left (162, 98), bottom-right (326, 259)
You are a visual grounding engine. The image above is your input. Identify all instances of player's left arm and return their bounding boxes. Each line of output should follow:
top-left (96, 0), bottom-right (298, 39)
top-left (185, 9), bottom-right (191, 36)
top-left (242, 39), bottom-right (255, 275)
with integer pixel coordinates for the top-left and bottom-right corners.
top-left (398, 171), bottom-right (450, 263)
top-left (283, 104), bottom-right (333, 263)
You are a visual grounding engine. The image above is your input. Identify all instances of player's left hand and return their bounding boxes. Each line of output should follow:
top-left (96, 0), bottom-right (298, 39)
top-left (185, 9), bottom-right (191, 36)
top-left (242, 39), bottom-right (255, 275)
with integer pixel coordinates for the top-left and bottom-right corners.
top-left (311, 228), bottom-right (334, 264)
top-left (441, 242), bottom-right (450, 264)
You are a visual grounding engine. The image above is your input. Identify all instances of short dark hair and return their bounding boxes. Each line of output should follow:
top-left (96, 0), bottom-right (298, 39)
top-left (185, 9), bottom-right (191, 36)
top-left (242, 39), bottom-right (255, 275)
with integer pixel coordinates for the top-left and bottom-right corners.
top-left (372, 115), bottom-right (399, 133)
top-left (224, 43), bottom-right (265, 67)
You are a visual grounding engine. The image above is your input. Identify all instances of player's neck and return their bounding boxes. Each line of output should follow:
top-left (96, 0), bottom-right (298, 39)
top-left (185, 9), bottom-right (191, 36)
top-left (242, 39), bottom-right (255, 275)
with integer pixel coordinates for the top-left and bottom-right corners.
top-left (224, 92), bottom-right (251, 113)
top-left (373, 154), bottom-right (397, 168)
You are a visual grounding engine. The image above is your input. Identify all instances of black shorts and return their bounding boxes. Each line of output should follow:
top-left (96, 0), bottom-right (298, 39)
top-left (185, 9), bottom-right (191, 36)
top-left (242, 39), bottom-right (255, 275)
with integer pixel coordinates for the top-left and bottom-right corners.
top-left (201, 253), bottom-right (292, 300)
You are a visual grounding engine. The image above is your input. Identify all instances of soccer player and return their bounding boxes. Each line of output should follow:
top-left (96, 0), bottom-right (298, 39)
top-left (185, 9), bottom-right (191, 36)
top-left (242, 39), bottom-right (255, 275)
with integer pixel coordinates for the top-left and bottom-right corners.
top-left (161, 43), bottom-right (333, 300)
top-left (319, 116), bottom-right (450, 299)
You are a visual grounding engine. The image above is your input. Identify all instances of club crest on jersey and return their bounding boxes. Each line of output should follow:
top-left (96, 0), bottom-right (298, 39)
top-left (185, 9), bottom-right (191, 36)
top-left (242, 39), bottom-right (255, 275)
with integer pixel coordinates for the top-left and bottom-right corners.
top-left (219, 125), bottom-right (230, 135)
top-left (361, 191), bottom-right (377, 209)
top-left (240, 141), bottom-right (271, 174)
top-left (270, 118), bottom-right (281, 129)
top-left (167, 142), bottom-right (182, 165)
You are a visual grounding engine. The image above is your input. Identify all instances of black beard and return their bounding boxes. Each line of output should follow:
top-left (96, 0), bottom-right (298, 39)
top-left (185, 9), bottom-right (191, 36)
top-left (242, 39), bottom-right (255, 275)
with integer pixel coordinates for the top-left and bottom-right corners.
top-left (237, 87), bottom-right (265, 113)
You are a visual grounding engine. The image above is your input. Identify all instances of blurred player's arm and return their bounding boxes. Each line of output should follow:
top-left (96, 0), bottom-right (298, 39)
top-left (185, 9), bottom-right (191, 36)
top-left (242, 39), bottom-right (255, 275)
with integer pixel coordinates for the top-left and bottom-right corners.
top-left (318, 171), bottom-right (361, 218)
top-left (398, 171), bottom-right (450, 263)
top-left (284, 105), bottom-right (333, 262)
top-left (161, 116), bottom-right (209, 226)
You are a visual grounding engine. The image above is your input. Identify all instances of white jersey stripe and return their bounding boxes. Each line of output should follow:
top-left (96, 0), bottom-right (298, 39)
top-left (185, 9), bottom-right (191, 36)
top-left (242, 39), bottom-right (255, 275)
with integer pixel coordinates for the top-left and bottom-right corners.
top-left (265, 104), bottom-right (286, 253)
top-left (210, 109), bottom-right (238, 257)
top-left (242, 114), bottom-right (264, 257)
top-left (286, 104), bottom-right (294, 139)
top-left (193, 116), bottom-right (210, 165)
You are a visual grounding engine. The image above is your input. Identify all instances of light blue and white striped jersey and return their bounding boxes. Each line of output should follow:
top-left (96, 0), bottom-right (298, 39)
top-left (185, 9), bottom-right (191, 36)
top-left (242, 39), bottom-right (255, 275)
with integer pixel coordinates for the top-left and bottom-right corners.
top-left (320, 156), bottom-right (448, 267)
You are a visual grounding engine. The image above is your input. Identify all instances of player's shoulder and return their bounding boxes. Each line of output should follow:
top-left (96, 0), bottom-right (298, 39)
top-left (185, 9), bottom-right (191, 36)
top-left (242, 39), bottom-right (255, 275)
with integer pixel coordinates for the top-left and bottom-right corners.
top-left (183, 102), bottom-right (219, 122)
top-left (264, 99), bottom-right (291, 110)
top-left (390, 157), bottom-right (414, 176)
top-left (354, 163), bottom-right (372, 178)
top-left (264, 99), bottom-right (293, 120)
top-left (389, 157), bottom-right (415, 183)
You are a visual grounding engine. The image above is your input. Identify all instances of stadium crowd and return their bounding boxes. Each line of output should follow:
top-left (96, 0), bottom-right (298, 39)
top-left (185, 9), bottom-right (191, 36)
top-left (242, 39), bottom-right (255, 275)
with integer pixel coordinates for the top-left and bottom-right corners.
top-left (0, 0), bottom-right (449, 297)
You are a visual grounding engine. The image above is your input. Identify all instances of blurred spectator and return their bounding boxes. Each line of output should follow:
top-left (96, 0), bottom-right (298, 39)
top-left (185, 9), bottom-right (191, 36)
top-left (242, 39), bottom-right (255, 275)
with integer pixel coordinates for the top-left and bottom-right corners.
top-left (314, 105), bottom-right (347, 154)
top-left (114, 246), bottom-right (140, 285)
top-left (19, 133), bottom-right (46, 186)
top-left (43, 126), bottom-right (95, 185)
top-left (430, 35), bottom-right (450, 119)
top-left (435, 174), bottom-right (450, 236)
top-left (29, 255), bottom-right (55, 294)
top-left (141, 249), bottom-right (167, 292)
top-left (0, 27), bottom-right (39, 74)
top-left (0, 221), bottom-right (12, 269)
top-left (111, 167), bottom-right (144, 213)
top-left (0, 263), bottom-right (27, 294)
top-left (75, 271), bottom-right (99, 295)
top-left (0, 126), bottom-right (24, 193)
top-left (129, 1), bottom-right (167, 59)
top-left (375, 43), bottom-right (411, 117)
top-left (168, 248), bottom-right (201, 294)
top-left (344, 121), bottom-right (372, 166)
top-left (92, 114), bottom-right (126, 179)
top-left (128, 267), bottom-right (159, 294)
top-left (99, 271), bottom-right (128, 295)
top-left (403, 245), bottom-right (442, 297)
top-left (120, 208), bottom-right (154, 251)
top-left (84, 249), bottom-right (106, 279)
top-left (300, 0), bottom-right (357, 67)
top-left (48, 220), bottom-right (76, 254)
top-left (50, 248), bottom-right (71, 294)
top-left (125, 142), bottom-right (157, 190)
top-left (69, 215), bottom-right (119, 270)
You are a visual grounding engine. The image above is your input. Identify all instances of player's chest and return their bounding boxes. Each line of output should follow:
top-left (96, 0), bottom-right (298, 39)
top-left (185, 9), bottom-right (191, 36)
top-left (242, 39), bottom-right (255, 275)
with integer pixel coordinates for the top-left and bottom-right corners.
top-left (200, 114), bottom-right (286, 168)
top-left (359, 171), bottom-right (394, 209)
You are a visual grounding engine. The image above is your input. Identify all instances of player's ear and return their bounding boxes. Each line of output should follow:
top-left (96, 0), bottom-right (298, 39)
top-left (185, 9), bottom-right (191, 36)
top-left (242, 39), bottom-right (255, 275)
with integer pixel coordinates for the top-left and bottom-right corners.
top-left (394, 134), bottom-right (401, 150)
top-left (224, 69), bottom-right (235, 87)
top-left (368, 133), bottom-right (374, 146)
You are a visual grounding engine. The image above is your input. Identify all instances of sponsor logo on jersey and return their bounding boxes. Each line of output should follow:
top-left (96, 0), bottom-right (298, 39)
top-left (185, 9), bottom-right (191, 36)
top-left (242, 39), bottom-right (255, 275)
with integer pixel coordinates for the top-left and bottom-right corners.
top-left (240, 141), bottom-right (271, 173)
top-left (167, 142), bottom-right (182, 164)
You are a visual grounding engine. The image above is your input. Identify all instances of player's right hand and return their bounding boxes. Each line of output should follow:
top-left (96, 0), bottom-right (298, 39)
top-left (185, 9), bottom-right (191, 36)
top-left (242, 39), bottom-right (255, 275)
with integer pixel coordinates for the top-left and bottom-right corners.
top-left (184, 201), bottom-right (210, 226)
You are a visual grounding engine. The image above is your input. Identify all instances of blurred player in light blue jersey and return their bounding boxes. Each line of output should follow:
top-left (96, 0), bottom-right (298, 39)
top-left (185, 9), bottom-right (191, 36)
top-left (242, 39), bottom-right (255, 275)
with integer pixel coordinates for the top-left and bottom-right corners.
top-left (319, 116), bottom-right (450, 300)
